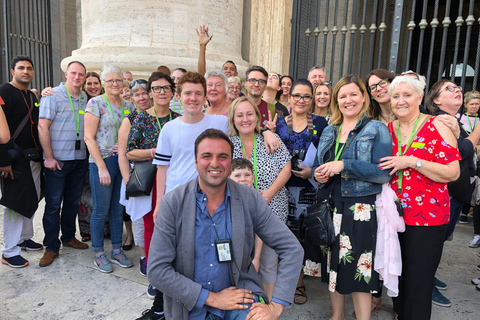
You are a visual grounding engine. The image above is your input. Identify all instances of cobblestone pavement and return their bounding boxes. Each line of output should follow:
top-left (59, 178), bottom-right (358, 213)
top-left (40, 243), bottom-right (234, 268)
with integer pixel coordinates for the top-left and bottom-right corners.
top-left (1, 199), bottom-right (479, 319)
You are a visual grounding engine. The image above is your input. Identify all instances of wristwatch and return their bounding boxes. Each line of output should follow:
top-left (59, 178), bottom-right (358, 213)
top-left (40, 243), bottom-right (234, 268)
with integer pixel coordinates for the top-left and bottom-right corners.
top-left (414, 158), bottom-right (422, 170)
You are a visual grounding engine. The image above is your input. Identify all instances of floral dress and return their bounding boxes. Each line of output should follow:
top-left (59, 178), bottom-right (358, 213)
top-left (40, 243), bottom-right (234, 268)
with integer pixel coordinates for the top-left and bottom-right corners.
top-left (127, 110), bottom-right (180, 151)
top-left (388, 116), bottom-right (461, 226)
top-left (321, 142), bottom-right (379, 294)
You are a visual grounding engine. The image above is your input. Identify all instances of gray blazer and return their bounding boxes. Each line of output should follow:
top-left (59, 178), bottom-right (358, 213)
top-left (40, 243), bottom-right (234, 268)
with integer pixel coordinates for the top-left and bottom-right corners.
top-left (147, 179), bottom-right (303, 320)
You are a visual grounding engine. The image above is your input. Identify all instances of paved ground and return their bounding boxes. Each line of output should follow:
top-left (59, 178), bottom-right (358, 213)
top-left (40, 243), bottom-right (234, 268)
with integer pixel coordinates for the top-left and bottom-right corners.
top-left (1, 199), bottom-right (479, 319)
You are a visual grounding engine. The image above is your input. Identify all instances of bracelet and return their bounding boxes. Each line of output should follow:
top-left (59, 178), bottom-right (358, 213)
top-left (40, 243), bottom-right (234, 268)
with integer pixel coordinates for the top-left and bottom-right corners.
top-left (150, 148), bottom-right (154, 158)
top-left (261, 127), bottom-right (271, 133)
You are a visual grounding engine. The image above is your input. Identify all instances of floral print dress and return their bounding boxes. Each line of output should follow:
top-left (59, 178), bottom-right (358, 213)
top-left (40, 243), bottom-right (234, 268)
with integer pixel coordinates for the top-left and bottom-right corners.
top-left (321, 142), bottom-right (379, 294)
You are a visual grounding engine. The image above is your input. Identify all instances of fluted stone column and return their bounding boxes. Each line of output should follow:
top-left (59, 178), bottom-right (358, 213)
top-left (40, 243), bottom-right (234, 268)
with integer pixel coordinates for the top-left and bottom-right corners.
top-left (62, 0), bottom-right (250, 78)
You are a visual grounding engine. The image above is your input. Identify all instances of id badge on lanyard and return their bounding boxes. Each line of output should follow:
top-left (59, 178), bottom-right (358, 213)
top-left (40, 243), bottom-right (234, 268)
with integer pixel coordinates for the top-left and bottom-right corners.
top-left (215, 239), bottom-right (232, 263)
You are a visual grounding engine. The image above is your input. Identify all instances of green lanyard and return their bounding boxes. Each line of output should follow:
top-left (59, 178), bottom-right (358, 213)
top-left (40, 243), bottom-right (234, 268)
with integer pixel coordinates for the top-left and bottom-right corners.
top-left (153, 108), bottom-right (172, 130)
top-left (172, 99), bottom-right (182, 114)
top-left (239, 135), bottom-right (258, 189)
top-left (334, 123), bottom-right (346, 161)
top-left (103, 94), bottom-right (125, 143)
top-left (396, 113), bottom-right (422, 190)
top-left (285, 102), bottom-right (290, 113)
top-left (64, 84), bottom-right (82, 140)
top-left (468, 114), bottom-right (478, 133)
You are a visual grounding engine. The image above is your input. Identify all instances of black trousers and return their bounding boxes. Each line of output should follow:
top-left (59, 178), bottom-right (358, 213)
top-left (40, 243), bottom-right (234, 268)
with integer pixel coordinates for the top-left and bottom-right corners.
top-left (473, 205), bottom-right (480, 235)
top-left (393, 224), bottom-right (447, 320)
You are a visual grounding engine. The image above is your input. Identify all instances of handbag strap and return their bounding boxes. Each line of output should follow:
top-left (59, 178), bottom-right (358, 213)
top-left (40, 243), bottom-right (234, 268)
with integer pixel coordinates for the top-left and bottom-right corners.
top-left (12, 113), bottom-right (30, 140)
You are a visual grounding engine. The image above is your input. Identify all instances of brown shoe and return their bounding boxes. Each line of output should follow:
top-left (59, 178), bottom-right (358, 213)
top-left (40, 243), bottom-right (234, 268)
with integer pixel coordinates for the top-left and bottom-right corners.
top-left (39, 251), bottom-right (59, 267)
top-left (63, 238), bottom-right (89, 250)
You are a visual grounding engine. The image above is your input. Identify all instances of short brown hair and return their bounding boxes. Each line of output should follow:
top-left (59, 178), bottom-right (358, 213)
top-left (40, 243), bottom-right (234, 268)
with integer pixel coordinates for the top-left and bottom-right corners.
top-left (231, 158), bottom-right (253, 174)
top-left (177, 71), bottom-right (207, 96)
top-left (426, 79), bottom-right (453, 115)
top-left (194, 129), bottom-right (234, 159)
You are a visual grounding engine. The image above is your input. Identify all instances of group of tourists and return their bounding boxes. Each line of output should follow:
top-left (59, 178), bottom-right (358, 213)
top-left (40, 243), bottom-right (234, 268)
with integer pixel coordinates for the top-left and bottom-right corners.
top-left (1, 24), bottom-right (480, 320)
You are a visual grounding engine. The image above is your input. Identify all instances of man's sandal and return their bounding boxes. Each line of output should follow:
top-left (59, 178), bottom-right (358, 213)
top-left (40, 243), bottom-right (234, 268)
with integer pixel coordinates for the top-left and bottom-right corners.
top-left (294, 285), bottom-right (307, 305)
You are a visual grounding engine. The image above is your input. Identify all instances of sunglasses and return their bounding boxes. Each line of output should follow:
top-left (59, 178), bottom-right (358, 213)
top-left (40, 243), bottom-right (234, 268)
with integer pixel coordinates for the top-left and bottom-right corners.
top-left (130, 79), bottom-right (147, 89)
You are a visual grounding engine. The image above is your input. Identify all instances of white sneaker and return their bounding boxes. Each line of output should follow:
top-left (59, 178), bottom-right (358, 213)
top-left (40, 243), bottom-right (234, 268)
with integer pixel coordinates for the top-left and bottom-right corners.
top-left (468, 235), bottom-right (480, 248)
top-left (472, 277), bottom-right (480, 285)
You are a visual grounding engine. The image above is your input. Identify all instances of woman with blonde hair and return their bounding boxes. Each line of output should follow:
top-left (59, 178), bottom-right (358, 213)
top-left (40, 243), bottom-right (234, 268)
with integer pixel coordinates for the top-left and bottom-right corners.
top-left (313, 74), bottom-right (392, 320)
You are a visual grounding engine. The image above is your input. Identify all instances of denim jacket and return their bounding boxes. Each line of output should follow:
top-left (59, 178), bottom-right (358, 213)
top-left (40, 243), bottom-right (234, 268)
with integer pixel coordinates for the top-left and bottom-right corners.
top-left (311, 116), bottom-right (392, 197)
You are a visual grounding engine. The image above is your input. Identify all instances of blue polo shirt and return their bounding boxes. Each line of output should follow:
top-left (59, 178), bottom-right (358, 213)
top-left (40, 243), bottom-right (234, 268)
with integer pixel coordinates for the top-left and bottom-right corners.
top-left (39, 82), bottom-right (88, 160)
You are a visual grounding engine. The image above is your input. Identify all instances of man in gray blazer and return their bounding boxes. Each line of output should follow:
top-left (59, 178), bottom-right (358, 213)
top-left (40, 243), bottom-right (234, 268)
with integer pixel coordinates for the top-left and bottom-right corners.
top-left (147, 129), bottom-right (303, 320)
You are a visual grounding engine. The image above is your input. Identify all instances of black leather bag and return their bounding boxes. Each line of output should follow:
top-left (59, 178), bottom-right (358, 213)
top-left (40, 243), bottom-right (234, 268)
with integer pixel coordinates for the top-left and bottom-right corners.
top-left (304, 198), bottom-right (335, 246)
top-left (125, 161), bottom-right (157, 198)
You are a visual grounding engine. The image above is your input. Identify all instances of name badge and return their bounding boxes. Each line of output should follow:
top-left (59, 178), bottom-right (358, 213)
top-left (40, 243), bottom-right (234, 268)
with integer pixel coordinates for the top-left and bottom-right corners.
top-left (79, 110), bottom-right (85, 115)
top-left (411, 142), bottom-right (425, 149)
top-left (215, 239), bottom-right (232, 263)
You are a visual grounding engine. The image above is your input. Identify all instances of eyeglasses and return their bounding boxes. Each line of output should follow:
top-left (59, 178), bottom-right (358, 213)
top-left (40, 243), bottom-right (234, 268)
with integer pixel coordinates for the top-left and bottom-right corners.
top-left (291, 94), bottom-right (313, 102)
top-left (104, 79), bottom-right (122, 85)
top-left (151, 85), bottom-right (172, 93)
top-left (399, 71), bottom-right (420, 80)
top-left (228, 86), bottom-right (241, 91)
top-left (369, 79), bottom-right (389, 92)
top-left (268, 74), bottom-right (279, 80)
top-left (246, 78), bottom-right (267, 85)
top-left (436, 85), bottom-right (462, 97)
top-left (130, 79), bottom-right (147, 89)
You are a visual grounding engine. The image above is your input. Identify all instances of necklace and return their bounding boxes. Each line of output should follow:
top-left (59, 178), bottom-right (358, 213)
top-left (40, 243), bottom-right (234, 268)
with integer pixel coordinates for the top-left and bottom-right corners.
top-left (380, 113), bottom-right (393, 123)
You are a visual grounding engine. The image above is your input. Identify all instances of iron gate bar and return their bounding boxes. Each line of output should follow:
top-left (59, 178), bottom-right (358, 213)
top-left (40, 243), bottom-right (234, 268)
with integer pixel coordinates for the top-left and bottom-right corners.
top-left (348, 0), bottom-right (358, 74)
top-left (322, 0), bottom-right (330, 68)
top-left (3, 0), bottom-right (8, 79)
top-left (330, 0), bottom-right (340, 81)
top-left (389, 1), bottom-right (403, 74)
top-left (451, 1), bottom-right (464, 80)
top-left (368, 0), bottom-right (379, 73)
top-left (437, 0), bottom-right (452, 82)
top-left (473, 18), bottom-right (480, 90)
top-left (290, 0), bottom-right (301, 79)
top-left (377, 0), bottom-right (387, 69)
top-left (461, 0), bottom-right (475, 90)
top-left (313, 0), bottom-right (322, 67)
top-left (416, 0), bottom-right (429, 73)
top-left (424, 0), bottom-right (440, 99)
top-left (304, 0), bottom-right (313, 77)
top-left (357, 0), bottom-right (367, 75)
top-left (339, 0), bottom-right (349, 78)
top-left (405, 0), bottom-right (417, 72)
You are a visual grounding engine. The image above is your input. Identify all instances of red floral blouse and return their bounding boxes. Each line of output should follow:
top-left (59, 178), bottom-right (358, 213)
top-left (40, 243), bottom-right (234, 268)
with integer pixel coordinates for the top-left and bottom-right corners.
top-left (388, 116), bottom-right (461, 226)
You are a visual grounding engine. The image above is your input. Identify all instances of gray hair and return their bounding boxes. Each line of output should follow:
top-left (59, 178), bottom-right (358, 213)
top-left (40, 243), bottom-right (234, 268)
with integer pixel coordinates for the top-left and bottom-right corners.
top-left (227, 76), bottom-right (241, 85)
top-left (100, 64), bottom-right (123, 82)
top-left (308, 65), bottom-right (326, 79)
top-left (205, 70), bottom-right (228, 94)
top-left (388, 75), bottom-right (426, 98)
top-left (130, 81), bottom-right (148, 96)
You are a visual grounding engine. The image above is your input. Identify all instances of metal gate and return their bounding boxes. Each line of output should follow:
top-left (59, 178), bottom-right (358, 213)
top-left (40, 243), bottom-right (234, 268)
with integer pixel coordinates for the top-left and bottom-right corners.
top-left (1, 0), bottom-right (53, 90)
top-left (290, 0), bottom-right (480, 94)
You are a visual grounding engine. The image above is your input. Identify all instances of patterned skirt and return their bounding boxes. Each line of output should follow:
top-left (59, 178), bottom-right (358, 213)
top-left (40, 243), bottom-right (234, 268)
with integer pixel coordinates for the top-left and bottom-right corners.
top-left (327, 200), bottom-right (379, 295)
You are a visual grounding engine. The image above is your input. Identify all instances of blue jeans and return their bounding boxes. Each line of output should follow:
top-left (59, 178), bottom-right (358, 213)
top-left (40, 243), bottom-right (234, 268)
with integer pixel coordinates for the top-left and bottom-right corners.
top-left (43, 159), bottom-right (88, 252)
top-left (445, 197), bottom-right (463, 241)
top-left (205, 295), bottom-right (262, 320)
top-left (89, 156), bottom-right (124, 253)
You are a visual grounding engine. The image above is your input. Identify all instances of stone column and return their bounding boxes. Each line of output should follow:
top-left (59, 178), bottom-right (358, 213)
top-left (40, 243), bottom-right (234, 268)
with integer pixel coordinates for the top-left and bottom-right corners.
top-left (61, 0), bottom-right (249, 78)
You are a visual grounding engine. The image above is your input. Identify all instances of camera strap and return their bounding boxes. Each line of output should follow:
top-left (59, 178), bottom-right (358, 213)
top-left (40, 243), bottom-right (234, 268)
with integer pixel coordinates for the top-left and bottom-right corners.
top-left (286, 113), bottom-right (314, 142)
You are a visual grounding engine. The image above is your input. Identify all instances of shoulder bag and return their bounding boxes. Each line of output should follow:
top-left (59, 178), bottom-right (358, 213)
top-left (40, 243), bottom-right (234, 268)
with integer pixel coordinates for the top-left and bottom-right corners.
top-left (304, 117), bottom-right (372, 246)
top-left (125, 160), bottom-right (157, 198)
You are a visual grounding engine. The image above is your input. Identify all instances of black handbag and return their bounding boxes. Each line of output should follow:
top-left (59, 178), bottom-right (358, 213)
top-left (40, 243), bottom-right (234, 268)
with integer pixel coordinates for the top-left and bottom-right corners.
top-left (304, 198), bottom-right (335, 246)
top-left (125, 161), bottom-right (157, 198)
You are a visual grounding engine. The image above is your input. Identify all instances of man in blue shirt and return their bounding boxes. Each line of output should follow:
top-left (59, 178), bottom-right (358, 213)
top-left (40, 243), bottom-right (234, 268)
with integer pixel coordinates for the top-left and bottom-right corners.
top-left (37, 61), bottom-right (89, 267)
top-left (147, 129), bottom-right (303, 320)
